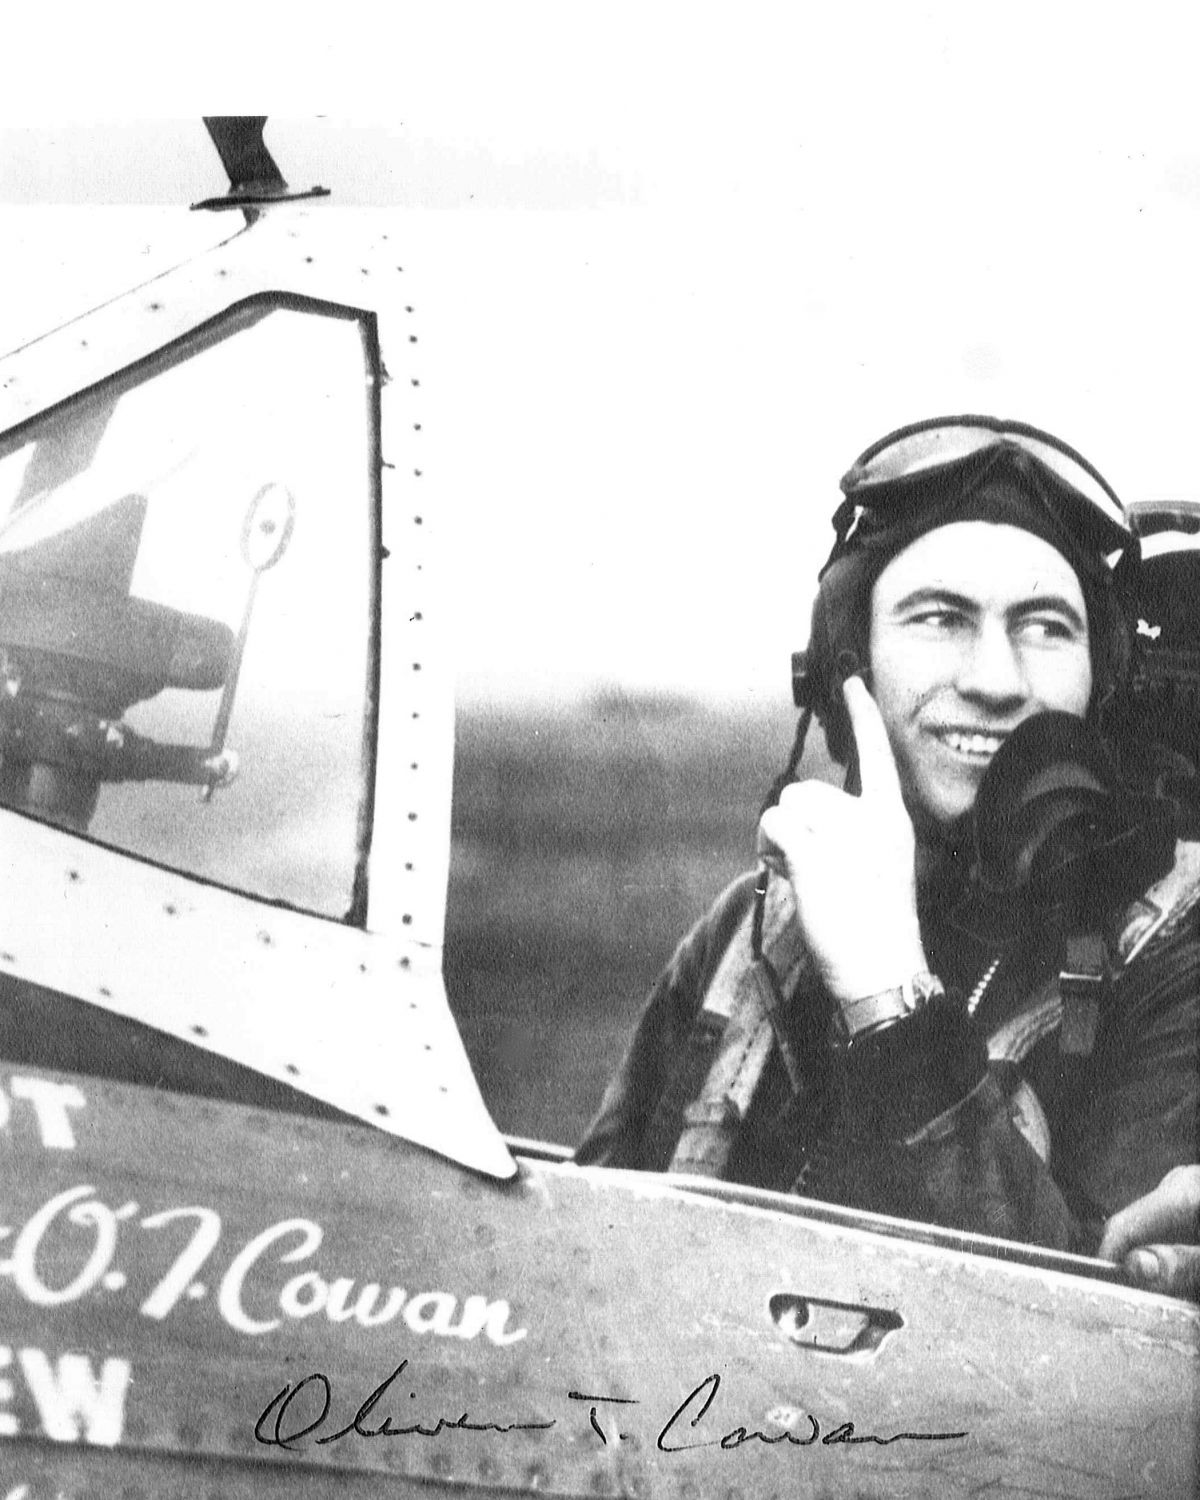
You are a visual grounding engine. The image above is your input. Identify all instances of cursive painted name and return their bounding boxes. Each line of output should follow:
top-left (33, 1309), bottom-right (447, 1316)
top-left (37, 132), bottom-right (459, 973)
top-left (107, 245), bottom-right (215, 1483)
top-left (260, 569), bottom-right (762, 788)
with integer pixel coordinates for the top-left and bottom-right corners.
top-left (1, 1187), bottom-right (525, 1348)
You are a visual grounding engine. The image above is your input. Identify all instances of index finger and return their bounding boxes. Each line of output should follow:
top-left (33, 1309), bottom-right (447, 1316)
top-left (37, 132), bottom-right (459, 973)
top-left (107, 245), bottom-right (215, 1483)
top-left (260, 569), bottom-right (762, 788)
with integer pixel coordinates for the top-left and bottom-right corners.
top-left (842, 675), bottom-right (904, 803)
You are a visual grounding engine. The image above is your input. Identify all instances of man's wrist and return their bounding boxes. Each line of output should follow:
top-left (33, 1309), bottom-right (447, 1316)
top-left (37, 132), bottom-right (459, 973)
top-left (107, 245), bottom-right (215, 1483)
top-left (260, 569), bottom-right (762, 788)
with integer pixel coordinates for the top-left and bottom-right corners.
top-left (833, 991), bottom-right (989, 1141)
top-left (834, 969), bottom-right (944, 1046)
top-left (827, 940), bottom-right (931, 1010)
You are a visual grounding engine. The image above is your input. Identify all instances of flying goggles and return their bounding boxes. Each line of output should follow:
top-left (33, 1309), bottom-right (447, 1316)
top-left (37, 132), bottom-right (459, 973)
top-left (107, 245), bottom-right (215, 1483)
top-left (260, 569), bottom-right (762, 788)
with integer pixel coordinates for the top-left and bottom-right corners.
top-left (828, 414), bottom-right (1133, 575)
top-left (792, 414), bottom-right (1139, 725)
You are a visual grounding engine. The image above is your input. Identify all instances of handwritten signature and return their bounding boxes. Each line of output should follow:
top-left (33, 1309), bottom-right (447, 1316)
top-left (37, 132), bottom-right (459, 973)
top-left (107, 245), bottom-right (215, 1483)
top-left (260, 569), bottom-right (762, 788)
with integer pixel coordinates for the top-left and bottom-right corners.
top-left (255, 1360), bottom-right (968, 1454)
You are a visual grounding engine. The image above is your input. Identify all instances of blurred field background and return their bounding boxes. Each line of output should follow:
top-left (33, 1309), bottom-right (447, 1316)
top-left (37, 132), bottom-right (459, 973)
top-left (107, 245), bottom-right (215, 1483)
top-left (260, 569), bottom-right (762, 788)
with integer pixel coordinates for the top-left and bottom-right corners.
top-left (444, 690), bottom-right (836, 1148)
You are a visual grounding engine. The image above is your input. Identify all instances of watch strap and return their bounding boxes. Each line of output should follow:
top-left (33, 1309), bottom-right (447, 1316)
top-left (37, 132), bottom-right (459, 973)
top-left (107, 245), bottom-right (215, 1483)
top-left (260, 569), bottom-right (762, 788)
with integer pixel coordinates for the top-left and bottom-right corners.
top-left (837, 971), bottom-right (945, 1045)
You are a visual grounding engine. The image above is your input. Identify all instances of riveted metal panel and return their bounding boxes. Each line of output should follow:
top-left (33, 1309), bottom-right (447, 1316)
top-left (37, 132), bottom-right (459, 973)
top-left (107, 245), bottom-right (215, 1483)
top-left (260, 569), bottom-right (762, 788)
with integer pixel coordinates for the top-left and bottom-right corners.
top-left (0, 807), bottom-right (511, 1178)
top-left (0, 204), bottom-right (483, 1173)
top-left (1, 1063), bottom-right (1196, 1497)
top-left (0, 204), bottom-right (452, 951)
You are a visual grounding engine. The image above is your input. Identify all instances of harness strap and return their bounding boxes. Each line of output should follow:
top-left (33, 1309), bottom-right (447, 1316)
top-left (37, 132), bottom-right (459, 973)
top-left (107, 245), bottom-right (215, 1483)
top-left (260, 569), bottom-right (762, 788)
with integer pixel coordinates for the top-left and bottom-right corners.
top-left (1116, 838), bottom-right (1200, 963)
top-left (666, 877), bottom-right (808, 1177)
top-left (662, 839), bottom-right (1200, 1181)
top-left (639, 1005), bottom-right (730, 1168)
top-left (944, 838), bottom-right (1200, 1161)
top-left (987, 982), bottom-right (1062, 1065)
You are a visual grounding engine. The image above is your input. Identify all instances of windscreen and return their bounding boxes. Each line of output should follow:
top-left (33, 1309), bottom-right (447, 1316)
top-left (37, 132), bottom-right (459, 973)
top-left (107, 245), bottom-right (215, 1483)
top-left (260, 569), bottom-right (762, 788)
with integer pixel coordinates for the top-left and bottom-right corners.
top-left (0, 301), bottom-right (377, 920)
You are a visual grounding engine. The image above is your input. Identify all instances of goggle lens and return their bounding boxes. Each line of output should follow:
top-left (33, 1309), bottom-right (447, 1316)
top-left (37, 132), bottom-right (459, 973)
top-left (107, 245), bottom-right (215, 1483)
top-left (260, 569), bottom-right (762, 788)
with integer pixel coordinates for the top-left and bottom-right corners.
top-left (841, 416), bottom-right (1126, 530)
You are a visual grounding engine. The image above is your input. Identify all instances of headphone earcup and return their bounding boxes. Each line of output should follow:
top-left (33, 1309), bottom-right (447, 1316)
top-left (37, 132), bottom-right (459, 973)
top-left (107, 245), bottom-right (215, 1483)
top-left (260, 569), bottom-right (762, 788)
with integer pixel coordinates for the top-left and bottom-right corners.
top-left (797, 556), bottom-right (871, 765)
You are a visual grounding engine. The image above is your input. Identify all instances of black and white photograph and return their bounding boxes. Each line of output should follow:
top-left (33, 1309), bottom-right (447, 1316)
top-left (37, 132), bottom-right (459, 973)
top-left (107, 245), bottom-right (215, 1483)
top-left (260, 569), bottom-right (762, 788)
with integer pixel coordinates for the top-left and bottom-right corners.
top-left (1, 5), bottom-right (1198, 1494)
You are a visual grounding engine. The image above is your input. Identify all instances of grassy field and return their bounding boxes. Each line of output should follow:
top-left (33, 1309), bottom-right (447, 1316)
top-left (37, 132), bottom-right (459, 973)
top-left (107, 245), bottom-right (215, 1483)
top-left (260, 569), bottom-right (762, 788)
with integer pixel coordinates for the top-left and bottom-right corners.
top-left (444, 689), bottom-right (835, 1148)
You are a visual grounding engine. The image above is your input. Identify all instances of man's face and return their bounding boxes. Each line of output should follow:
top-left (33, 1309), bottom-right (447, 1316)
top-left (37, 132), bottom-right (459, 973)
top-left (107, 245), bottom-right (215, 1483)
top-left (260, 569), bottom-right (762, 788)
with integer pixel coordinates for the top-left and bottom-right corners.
top-left (868, 521), bottom-right (1093, 831)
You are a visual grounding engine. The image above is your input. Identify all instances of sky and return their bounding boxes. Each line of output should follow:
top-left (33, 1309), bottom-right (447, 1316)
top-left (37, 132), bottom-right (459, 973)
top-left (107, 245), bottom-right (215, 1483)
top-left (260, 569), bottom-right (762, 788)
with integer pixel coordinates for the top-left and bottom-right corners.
top-left (3, 4), bottom-right (1200, 705)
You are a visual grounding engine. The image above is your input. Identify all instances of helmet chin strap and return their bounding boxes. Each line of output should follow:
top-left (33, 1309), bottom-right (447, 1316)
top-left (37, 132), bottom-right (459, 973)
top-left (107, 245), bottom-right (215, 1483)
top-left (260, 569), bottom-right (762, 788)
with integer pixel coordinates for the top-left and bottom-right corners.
top-left (758, 706), bottom-right (814, 818)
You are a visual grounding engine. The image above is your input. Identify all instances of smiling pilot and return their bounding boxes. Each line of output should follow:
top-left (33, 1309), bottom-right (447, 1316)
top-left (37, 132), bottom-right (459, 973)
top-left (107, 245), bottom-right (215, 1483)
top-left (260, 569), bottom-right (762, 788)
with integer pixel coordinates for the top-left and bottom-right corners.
top-left (578, 416), bottom-right (1200, 1296)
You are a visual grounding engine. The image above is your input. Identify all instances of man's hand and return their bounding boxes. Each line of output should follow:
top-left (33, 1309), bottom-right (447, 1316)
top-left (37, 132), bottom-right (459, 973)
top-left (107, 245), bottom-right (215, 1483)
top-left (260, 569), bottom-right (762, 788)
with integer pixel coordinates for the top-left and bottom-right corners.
top-left (1097, 1165), bottom-right (1200, 1299)
top-left (758, 676), bottom-right (927, 1003)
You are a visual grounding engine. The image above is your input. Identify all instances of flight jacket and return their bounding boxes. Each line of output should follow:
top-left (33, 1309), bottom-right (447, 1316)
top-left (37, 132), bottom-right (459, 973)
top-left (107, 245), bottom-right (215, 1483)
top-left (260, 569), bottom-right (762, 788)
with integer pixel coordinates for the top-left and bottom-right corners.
top-left (576, 846), bottom-right (1200, 1254)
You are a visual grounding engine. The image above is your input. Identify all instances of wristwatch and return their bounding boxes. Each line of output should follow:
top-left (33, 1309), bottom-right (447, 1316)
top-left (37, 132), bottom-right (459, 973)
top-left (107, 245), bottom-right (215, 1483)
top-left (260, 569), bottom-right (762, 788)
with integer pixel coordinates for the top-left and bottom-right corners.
top-left (834, 971), bottom-right (945, 1047)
